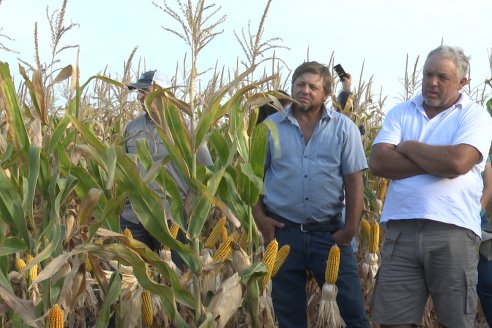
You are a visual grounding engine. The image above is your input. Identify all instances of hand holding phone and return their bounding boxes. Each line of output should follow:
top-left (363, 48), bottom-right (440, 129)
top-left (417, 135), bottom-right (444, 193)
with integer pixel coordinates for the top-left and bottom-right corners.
top-left (334, 64), bottom-right (348, 80)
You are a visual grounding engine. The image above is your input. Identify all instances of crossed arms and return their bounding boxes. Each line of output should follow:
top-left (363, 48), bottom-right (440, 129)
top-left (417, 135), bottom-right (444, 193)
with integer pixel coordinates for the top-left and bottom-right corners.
top-left (369, 141), bottom-right (482, 180)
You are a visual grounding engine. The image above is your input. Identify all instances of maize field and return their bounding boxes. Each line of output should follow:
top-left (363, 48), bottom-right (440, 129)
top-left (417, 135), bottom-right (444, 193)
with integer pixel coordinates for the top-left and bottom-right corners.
top-left (0, 0), bottom-right (491, 327)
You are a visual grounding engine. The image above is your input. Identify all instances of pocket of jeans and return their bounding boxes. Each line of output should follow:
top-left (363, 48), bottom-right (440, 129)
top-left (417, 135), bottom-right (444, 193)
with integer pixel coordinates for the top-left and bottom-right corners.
top-left (381, 226), bottom-right (400, 260)
top-left (465, 270), bottom-right (478, 314)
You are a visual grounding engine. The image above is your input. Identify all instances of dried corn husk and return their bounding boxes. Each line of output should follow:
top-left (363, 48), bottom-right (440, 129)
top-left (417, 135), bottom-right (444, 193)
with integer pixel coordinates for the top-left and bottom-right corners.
top-left (317, 244), bottom-right (345, 328)
top-left (207, 273), bottom-right (242, 328)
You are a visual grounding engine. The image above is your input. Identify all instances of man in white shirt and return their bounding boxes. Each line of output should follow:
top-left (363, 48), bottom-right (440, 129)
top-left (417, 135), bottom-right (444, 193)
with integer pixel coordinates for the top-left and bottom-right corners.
top-left (369, 45), bottom-right (492, 328)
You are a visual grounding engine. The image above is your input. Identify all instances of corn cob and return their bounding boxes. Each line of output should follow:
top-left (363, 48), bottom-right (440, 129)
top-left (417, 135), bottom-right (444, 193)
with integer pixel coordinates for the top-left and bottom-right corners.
top-left (205, 216), bottom-right (227, 249)
top-left (377, 179), bottom-right (388, 201)
top-left (220, 225), bottom-right (228, 243)
top-left (163, 222), bottom-right (180, 250)
top-left (26, 254), bottom-right (38, 283)
top-left (237, 230), bottom-right (249, 251)
top-left (141, 289), bottom-right (153, 327)
top-left (360, 218), bottom-right (371, 246)
top-left (370, 221), bottom-right (380, 254)
top-left (325, 244), bottom-right (340, 285)
top-left (15, 258), bottom-right (26, 273)
top-left (169, 222), bottom-right (180, 239)
top-left (261, 239), bottom-right (278, 291)
top-left (271, 245), bottom-right (290, 278)
top-left (213, 235), bottom-right (233, 261)
top-left (47, 304), bottom-right (63, 328)
top-left (85, 256), bottom-right (92, 272)
top-left (123, 227), bottom-right (133, 239)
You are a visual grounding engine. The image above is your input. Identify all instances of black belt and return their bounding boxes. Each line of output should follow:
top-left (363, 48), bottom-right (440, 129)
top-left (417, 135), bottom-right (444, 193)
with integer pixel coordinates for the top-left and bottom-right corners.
top-left (266, 210), bottom-right (343, 233)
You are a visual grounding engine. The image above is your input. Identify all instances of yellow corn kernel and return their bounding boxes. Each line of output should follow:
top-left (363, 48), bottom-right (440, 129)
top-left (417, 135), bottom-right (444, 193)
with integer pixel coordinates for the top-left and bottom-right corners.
top-left (360, 219), bottom-right (371, 240)
top-left (271, 245), bottom-right (290, 278)
top-left (370, 221), bottom-right (380, 254)
top-left (220, 225), bottom-right (228, 243)
top-left (377, 179), bottom-right (388, 201)
top-left (169, 223), bottom-right (180, 240)
top-left (123, 227), bottom-right (133, 239)
top-left (204, 216), bottom-right (227, 249)
top-left (85, 256), bottom-right (92, 272)
top-left (237, 230), bottom-right (249, 251)
top-left (163, 223), bottom-right (180, 251)
top-left (141, 290), bottom-right (153, 327)
top-left (26, 254), bottom-right (38, 283)
top-left (325, 244), bottom-right (340, 284)
top-left (15, 258), bottom-right (26, 273)
top-left (261, 239), bottom-right (279, 290)
top-left (47, 304), bottom-right (63, 328)
top-left (213, 235), bottom-right (233, 261)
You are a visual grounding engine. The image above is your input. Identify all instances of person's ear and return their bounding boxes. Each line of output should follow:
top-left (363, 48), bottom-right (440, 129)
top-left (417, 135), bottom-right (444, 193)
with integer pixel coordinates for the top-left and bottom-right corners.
top-left (458, 77), bottom-right (469, 89)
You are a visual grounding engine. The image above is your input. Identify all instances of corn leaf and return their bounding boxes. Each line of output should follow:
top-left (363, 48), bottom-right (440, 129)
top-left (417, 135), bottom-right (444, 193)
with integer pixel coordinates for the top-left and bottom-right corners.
top-left (24, 146), bottom-right (41, 234)
top-left (0, 63), bottom-right (30, 157)
top-left (0, 171), bottom-right (29, 248)
top-left (114, 147), bottom-right (199, 272)
top-left (95, 271), bottom-right (122, 328)
top-left (0, 237), bottom-right (28, 256)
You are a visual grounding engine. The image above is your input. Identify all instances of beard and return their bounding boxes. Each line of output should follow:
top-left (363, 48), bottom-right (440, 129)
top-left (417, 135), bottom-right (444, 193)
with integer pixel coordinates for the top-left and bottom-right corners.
top-left (293, 101), bottom-right (321, 113)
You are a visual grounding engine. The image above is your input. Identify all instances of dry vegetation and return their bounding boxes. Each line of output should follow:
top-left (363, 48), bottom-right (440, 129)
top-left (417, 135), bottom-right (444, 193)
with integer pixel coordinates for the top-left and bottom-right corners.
top-left (0, 0), bottom-right (491, 327)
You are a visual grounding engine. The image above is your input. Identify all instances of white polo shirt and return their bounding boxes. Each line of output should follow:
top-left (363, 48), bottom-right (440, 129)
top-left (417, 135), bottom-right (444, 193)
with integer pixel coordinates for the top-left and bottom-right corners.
top-left (373, 93), bottom-right (492, 237)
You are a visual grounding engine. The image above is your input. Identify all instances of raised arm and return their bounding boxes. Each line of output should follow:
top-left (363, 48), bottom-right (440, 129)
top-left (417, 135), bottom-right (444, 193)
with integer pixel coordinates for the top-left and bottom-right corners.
top-left (369, 143), bottom-right (426, 179)
top-left (397, 141), bottom-right (481, 178)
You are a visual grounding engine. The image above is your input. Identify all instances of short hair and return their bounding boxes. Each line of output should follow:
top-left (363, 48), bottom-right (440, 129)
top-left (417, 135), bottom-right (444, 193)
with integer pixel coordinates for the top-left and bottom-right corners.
top-left (426, 45), bottom-right (470, 81)
top-left (291, 61), bottom-right (332, 96)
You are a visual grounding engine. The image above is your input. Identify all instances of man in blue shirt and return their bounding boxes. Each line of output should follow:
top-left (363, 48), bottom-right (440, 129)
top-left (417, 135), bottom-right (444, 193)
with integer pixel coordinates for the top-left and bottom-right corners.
top-left (252, 61), bottom-right (369, 328)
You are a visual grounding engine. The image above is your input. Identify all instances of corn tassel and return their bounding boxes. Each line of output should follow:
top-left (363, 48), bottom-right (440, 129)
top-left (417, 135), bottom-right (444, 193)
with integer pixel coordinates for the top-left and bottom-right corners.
top-left (271, 245), bottom-right (290, 278)
top-left (261, 239), bottom-right (278, 291)
top-left (205, 216), bottom-right (227, 249)
top-left (141, 290), bottom-right (153, 327)
top-left (317, 244), bottom-right (345, 328)
top-left (47, 304), bottom-right (63, 328)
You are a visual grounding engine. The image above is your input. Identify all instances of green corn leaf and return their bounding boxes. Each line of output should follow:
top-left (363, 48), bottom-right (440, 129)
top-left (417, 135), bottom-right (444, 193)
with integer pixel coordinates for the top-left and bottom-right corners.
top-left (0, 237), bottom-right (28, 257)
top-left (0, 63), bottom-right (30, 158)
top-left (95, 271), bottom-right (122, 328)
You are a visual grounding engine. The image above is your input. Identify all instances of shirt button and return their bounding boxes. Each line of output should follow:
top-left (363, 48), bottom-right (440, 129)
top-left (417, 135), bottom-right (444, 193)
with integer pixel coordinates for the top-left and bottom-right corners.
top-left (304, 175), bottom-right (307, 178)
top-left (305, 197), bottom-right (308, 200)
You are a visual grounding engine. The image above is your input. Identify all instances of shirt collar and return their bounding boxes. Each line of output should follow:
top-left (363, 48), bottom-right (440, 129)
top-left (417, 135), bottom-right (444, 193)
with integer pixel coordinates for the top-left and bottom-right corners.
top-left (281, 104), bottom-right (333, 123)
top-left (412, 92), bottom-right (468, 112)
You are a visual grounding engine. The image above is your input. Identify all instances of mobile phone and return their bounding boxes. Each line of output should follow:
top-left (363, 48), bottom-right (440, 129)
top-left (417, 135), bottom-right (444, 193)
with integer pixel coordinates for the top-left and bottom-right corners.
top-left (334, 64), bottom-right (348, 80)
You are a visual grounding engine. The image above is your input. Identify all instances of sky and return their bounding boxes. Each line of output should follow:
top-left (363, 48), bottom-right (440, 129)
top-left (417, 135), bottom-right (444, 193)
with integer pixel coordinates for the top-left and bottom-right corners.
top-left (0, 0), bottom-right (491, 111)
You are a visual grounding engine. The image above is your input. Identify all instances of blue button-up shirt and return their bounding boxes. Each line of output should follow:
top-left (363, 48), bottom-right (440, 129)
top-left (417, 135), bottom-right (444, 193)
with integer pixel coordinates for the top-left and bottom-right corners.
top-left (263, 105), bottom-right (367, 224)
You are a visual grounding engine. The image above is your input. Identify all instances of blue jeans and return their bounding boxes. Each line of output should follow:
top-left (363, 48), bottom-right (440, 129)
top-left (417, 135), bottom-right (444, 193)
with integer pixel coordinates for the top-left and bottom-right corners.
top-left (478, 254), bottom-right (492, 325)
top-left (272, 225), bottom-right (369, 328)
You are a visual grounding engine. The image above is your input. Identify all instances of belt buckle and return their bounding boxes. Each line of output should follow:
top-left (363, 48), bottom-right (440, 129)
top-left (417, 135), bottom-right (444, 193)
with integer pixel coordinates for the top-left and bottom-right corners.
top-left (300, 223), bottom-right (307, 232)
